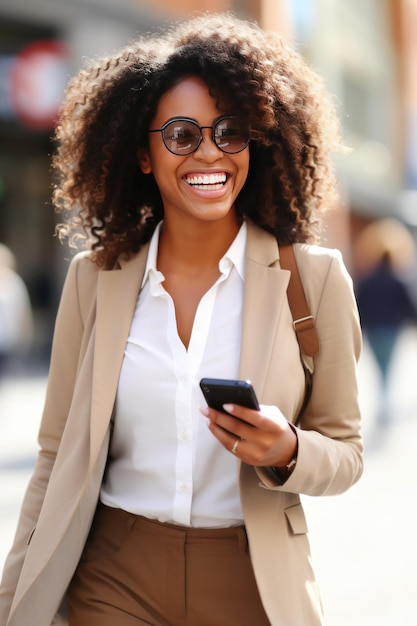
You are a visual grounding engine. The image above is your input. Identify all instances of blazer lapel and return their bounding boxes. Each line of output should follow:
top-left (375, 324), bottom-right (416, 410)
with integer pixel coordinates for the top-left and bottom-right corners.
top-left (239, 222), bottom-right (290, 400)
top-left (89, 245), bottom-right (149, 467)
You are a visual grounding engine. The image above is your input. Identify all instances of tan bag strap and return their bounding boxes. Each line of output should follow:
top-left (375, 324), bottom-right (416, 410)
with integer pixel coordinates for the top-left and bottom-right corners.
top-left (279, 245), bottom-right (320, 357)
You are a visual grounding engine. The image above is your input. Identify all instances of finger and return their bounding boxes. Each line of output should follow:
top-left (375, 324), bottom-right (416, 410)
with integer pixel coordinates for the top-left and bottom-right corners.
top-left (203, 406), bottom-right (255, 442)
top-left (222, 403), bottom-right (286, 433)
top-left (207, 417), bottom-right (243, 453)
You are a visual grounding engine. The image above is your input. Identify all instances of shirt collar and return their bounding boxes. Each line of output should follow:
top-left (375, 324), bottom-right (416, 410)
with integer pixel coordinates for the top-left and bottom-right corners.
top-left (141, 220), bottom-right (247, 288)
top-left (220, 220), bottom-right (246, 280)
top-left (141, 222), bottom-right (164, 289)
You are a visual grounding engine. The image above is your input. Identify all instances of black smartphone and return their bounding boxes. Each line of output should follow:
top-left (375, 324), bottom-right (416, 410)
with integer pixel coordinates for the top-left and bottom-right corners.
top-left (199, 378), bottom-right (260, 413)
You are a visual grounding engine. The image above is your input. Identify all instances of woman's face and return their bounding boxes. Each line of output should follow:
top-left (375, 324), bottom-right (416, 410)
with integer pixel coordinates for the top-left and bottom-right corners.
top-left (138, 76), bottom-right (250, 226)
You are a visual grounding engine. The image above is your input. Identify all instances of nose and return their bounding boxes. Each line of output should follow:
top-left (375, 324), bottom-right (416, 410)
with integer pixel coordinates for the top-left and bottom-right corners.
top-left (194, 128), bottom-right (223, 161)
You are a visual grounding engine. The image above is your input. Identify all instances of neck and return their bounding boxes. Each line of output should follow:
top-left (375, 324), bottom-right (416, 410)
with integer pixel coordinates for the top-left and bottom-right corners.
top-left (158, 213), bottom-right (241, 272)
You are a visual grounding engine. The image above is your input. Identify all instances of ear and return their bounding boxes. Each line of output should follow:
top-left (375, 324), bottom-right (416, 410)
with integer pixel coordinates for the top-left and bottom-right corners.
top-left (137, 149), bottom-right (152, 174)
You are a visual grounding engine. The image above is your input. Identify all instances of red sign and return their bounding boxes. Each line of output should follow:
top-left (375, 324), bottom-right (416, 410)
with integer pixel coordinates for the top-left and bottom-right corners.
top-left (9, 40), bottom-right (68, 131)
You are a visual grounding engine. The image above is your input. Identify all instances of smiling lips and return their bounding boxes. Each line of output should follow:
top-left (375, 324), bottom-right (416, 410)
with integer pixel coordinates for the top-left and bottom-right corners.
top-left (184, 172), bottom-right (227, 190)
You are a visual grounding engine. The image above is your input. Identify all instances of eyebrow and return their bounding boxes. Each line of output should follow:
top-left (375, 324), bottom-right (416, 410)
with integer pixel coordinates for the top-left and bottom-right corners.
top-left (157, 115), bottom-right (233, 127)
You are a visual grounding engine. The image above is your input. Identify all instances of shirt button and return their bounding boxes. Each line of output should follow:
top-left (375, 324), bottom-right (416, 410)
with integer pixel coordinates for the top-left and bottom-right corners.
top-left (180, 483), bottom-right (188, 493)
top-left (180, 431), bottom-right (190, 441)
top-left (219, 259), bottom-right (231, 272)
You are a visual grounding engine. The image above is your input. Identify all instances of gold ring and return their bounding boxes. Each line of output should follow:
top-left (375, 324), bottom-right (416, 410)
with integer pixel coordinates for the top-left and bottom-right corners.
top-left (231, 438), bottom-right (241, 454)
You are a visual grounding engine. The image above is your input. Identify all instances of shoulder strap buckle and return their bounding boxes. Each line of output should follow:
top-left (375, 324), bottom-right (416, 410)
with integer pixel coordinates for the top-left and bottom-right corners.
top-left (279, 245), bottom-right (320, 357)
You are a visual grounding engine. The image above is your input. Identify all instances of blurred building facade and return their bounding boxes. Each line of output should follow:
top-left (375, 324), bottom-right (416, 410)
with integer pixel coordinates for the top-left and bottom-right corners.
top-left (0, 0), bottom-right (416, 360)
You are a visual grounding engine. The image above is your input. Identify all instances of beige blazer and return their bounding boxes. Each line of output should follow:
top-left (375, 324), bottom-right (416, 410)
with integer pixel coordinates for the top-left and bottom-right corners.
top-left (0, 221), bottom-right (363, 626)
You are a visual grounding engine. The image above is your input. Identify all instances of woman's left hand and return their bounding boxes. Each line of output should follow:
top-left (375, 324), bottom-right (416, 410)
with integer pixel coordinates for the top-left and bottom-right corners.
top-left (199, 403), bottom-right (297, 467)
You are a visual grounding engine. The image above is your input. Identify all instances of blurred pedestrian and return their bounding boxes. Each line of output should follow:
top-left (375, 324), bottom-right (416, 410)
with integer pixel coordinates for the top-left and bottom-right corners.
top-left (354, 219), bottom-right (417, 423)
top-left (0, 243), bottom-right (33, 380)
top-left (0, 13), bottom-right (363, 626)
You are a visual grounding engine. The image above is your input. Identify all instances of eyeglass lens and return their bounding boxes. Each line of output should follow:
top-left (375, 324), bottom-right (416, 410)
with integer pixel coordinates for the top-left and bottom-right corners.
top-left (161, 117), bottom-right (249, 155)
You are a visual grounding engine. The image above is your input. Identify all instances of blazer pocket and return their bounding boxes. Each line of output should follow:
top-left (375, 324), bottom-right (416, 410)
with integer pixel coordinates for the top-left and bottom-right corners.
top-left (284, 503), bottom-right (308, 535)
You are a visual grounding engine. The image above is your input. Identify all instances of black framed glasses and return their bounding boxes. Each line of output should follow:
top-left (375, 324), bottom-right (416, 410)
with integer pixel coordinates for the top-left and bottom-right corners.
top-left (148, 116), bottom-right (250, 156)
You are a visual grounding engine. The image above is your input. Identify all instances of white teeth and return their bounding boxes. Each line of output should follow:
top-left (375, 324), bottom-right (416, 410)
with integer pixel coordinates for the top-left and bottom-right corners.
top-left (185, 173), bottom-right (227, 186)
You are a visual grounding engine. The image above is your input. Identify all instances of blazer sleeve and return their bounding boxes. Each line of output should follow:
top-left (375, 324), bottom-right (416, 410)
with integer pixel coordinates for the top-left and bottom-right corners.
top-left (0, 252), bottom-right (97, 622)
top-left (259, 246), bottom-right (364, 496)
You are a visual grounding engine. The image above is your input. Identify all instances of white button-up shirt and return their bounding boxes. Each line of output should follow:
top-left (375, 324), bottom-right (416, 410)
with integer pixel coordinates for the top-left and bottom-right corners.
top-left (101, 221), bottom-right (247, 527)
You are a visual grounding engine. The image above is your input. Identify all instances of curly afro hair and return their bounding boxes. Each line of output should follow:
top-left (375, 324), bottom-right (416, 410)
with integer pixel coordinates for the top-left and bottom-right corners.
top-left (52, 12), bottom-right (344, 268)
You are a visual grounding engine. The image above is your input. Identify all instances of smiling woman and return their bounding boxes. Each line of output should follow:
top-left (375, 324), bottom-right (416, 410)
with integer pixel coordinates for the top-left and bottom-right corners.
top-left (0, 12), bottom-right (363, 626)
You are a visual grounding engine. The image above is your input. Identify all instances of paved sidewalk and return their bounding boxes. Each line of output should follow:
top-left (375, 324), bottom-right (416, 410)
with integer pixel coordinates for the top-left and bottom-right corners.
top-left (0, 375), bottom-right (46, 570)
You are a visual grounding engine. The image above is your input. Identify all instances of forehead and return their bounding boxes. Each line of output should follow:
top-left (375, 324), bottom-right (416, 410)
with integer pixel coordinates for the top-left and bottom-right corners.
top-left (153, 76), bottom-right (227, 125)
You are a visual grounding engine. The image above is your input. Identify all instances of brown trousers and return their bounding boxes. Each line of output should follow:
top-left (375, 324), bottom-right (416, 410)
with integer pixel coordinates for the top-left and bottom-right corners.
top-left (68, 503), bottom-right (271, 626)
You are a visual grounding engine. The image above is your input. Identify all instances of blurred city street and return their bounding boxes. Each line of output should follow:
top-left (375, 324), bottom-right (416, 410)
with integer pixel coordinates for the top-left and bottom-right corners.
top-left (1, 328), bottom-right (417, 626)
